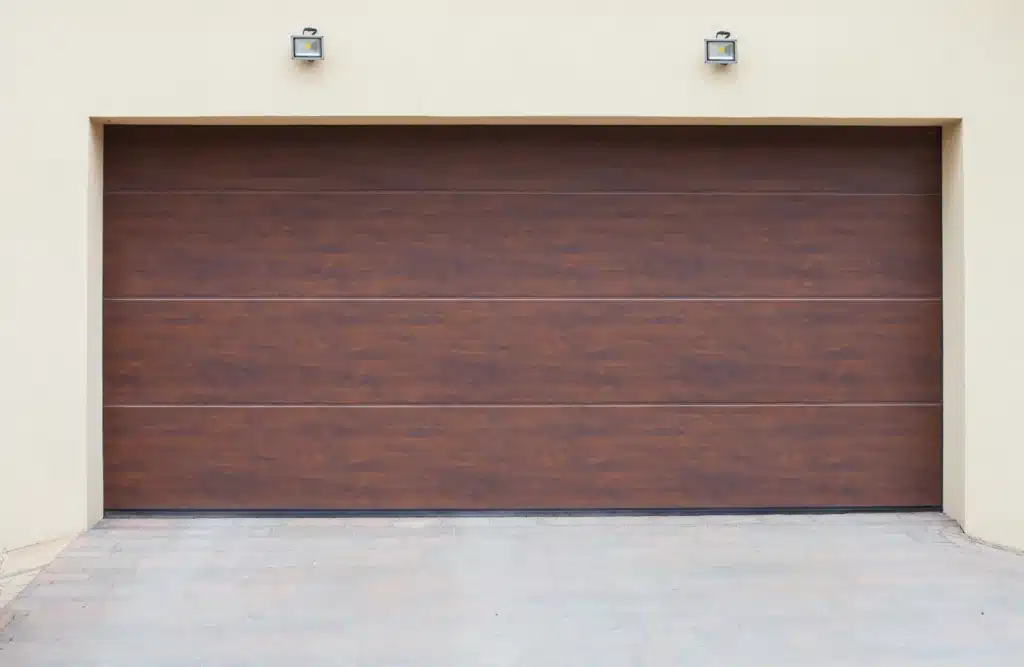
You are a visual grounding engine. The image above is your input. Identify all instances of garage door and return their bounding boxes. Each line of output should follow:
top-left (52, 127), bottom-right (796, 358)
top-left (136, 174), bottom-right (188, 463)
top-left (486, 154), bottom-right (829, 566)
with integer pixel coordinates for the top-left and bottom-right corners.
top-left (103, 125), bottom-right (942, 511)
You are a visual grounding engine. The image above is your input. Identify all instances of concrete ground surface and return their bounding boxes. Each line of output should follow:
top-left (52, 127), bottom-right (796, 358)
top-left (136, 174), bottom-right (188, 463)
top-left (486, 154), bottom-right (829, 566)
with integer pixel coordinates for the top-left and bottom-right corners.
top-left (2, 513), bottom-right (1024, 666)
top-left (0, 536), bottom-right (77, 610)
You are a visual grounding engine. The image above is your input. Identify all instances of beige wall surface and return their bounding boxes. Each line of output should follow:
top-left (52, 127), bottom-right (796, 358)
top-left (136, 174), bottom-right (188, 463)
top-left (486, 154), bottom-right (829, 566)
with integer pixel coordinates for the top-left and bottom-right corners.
top-left (1, 1), bottom-right (1021, 552)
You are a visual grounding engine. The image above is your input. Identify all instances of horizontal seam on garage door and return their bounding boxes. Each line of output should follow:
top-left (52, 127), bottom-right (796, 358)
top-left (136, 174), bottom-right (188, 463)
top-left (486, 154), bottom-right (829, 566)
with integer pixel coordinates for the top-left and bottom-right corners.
top-left (103, 297), bottom-right (943, 302)
top-left (103, 190), bottom-right (943, 196)
top-left (104, 402), bottom-right (943, 409)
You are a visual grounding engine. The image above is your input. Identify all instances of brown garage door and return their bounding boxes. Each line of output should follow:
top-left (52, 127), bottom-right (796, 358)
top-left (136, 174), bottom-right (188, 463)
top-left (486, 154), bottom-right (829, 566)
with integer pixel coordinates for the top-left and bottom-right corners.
top-left (103, 125), bottom-right (942, 511)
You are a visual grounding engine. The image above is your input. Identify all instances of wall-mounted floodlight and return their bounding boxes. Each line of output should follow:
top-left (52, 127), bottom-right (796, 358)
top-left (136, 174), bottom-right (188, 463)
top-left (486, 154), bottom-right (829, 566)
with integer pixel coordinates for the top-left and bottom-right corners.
top-left (705, 31), bottom-right (737, 65)
top-left (292, 27), bottom-right (324, 61)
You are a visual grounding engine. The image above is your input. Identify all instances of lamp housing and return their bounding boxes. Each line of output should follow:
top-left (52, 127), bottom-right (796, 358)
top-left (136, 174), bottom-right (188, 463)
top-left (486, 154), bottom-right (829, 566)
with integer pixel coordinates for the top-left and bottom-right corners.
top-left (292, 28), bottom-right (324, 60)
top-left (705, 31), bottom-right (737, 65)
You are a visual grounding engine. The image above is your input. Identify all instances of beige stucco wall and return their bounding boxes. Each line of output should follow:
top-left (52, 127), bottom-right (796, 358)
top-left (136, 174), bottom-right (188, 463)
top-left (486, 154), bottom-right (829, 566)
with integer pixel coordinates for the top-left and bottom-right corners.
top-left (1, 0), bottom-right (1021, 551)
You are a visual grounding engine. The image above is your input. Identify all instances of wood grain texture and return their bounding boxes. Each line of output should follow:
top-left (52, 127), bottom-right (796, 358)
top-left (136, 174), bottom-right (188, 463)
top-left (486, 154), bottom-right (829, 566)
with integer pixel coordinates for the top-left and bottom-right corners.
top-left (103, 124), bottom-right (943, 510)
top-left (104, 125), bottom-right (942, 194)
top-left (104, 300), bottom-right (941, 405)
top-left (103, 406), bottom-right (942, 510)
top-left (104, 193), bottom-right (941, 299)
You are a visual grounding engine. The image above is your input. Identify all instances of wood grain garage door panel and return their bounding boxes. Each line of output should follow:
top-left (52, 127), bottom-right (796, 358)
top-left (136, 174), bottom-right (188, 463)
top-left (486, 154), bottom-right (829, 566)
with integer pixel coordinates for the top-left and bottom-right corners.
top-left (104, 125), bottom-right (942, 510)
top-left (105, 300), bottom-right (940, 405)
top-left (105, 193), bottom-right (941, 299)
top-left (105, 126), bottom-right (941, 194)
top-left (104, 406), bottom-right (941, 510)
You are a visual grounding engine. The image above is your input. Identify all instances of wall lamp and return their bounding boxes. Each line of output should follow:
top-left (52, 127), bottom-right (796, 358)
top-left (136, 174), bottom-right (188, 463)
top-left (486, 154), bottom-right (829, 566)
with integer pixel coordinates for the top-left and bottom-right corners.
top-left (292, 27), bottom-right (324, 61)
top-left (705, 31), bottom-right (737, 65)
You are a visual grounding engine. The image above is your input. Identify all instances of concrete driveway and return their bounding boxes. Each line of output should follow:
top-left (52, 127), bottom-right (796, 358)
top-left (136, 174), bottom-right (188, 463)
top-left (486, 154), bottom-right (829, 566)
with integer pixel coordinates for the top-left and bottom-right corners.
top-left (2, 513), bottom-right (1024, 666)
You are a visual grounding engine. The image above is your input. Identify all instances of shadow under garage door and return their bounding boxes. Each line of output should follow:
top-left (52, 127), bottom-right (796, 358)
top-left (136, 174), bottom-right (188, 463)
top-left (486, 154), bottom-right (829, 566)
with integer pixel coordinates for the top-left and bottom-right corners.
top-left (102, 125), bottom-right (942, 511)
